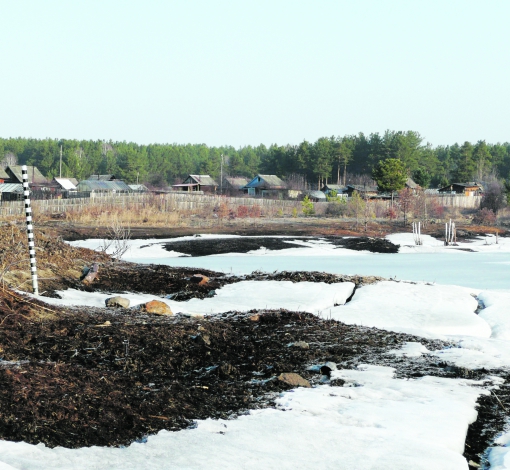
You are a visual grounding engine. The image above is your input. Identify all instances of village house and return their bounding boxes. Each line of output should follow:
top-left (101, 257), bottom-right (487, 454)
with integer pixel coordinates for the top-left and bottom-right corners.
top-left (320, 183), bottom-right (347, 197)
top-left (438, 182), bottom-right (483, 196)
top-left (243, 174), bottom-right (287, 198)
top-left (172, 175), bottom-right (218, 193)
top-left (4, 166), bottom-right (58, 198)
top-left (224, 177), bottom-right (249, 195)
top-left (345, 184), bottom-right (379, 198)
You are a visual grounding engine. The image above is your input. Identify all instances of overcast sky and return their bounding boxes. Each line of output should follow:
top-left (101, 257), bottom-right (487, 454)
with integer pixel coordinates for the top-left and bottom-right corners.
top-left (0, 0), bottom-right (508, 147)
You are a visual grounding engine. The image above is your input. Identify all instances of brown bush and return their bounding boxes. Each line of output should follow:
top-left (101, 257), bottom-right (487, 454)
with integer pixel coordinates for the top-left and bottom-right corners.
top-left (473, 208), bottom-right (497, 226)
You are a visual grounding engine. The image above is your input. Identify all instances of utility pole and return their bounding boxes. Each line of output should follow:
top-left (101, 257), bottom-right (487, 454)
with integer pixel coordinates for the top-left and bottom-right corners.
top-left (59, 144), bottom-right (63, 178)
top-left (220, 154), bottom-right (224, 195)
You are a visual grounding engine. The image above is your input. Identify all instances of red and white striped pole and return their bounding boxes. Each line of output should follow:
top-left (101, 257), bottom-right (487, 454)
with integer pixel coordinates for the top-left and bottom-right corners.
top-left (21, 165), bottom-right (39, 295)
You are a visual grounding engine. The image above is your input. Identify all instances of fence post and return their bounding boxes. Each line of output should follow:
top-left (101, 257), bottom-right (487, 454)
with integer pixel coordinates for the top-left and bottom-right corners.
top-left (22, 165), bottom-right (39, 295)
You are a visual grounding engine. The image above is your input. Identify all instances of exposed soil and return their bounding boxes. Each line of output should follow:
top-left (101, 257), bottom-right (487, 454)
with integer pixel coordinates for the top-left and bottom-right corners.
top-left (0, 221), bottom-right (509, 466)
top-left (0, 287), bottom-right (456, 449)
top-left (161, 236), bottom-right (399, 257)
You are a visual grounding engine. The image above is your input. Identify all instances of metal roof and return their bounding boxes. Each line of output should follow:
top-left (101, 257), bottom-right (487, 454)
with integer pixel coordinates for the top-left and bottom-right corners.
top-left (0, 183), bottom-right (23, 193)
top-left (54, 178), bottom-right (77, 190)
top-left (128, 184), bottom-right (149, 191)
top-left (77, 180), bottom-right (131, 191)
top-left (244, 174), bottom-right (286, 189)
top-left (304, 190), bottom-right (326, 200)
top-left (0, 167), bottom-right (9, 179)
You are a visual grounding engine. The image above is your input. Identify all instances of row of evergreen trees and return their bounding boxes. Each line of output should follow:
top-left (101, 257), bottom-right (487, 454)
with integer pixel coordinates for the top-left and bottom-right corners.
top-left (1, 131), bottom-right (509, 188)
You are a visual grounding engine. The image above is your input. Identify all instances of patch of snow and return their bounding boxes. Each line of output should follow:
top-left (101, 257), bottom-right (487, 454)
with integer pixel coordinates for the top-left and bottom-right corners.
top-left (0, 365), bottom-right (486, 470)
top-left (36, 281), bottom-right (355, 317)
top-left (327, 281), bottom-right (489, 339)
top-left (387, 341), bottom-right (430, 357)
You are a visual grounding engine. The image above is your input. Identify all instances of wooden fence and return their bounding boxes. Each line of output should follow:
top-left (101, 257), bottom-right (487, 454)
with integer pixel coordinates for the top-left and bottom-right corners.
top-left (0, 191), bottom-right (482, 218)
top-left (0, 192), bottom-right (301, 217)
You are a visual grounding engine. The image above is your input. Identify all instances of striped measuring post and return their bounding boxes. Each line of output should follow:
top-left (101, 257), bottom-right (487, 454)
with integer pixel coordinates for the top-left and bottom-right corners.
top-left (21, 165), bottom-right (39, 295)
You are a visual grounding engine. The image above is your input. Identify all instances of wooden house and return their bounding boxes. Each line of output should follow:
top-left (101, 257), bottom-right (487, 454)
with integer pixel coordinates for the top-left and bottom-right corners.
top-left (224, 177), bottom-right (249, 195)
top-left (345, 184), bottom-right (379, 198)
top-left (320, 184), bottom-right (347, 196)
top-left (172, 175), bottom-right (218, 193)
top-left (5, 166), bottom-right (58, 197)
top-left (438, 182), bottom-right (483, 196)
top-left (243, 175), bottom-right (287, 198)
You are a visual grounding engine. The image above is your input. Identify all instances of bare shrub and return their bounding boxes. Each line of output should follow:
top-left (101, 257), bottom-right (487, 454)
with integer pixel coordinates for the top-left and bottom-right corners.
top-left (248, 205), bottom-right (261, 218)
top-left (473, 208), bottom-right (497, 226)
top-left (237, 205), bottom-right (249, 218)
top-left (481, 179), bottom-right (507, 214)
top-left (99, 219), bottom-right (131, 260)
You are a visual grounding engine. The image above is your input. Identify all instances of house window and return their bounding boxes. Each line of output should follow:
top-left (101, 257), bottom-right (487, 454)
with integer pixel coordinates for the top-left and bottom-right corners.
top-left (248, 188), bottom-right (255, 196)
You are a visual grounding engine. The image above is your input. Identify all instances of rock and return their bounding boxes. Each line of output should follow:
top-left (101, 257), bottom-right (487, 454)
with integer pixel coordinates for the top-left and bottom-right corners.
top-left (141, 300), bottom-right (173, 316)
top-left (95, 320), bottom-right (112, 328)
top-left (190, 274), bottom-right (210, 285)
top-left (82, 263), bottom-right (99, 285)
top-left (330, 378), bottom-right (346, 387)
top-left (278, 372), bottom-right (311, 388)
top-left (291, 341), bottom-right (309, 350)
top-left (105, 296), bottom-right (130, 308)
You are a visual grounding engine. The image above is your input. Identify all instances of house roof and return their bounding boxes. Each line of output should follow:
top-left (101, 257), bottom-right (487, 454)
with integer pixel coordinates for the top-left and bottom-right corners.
top-left (0, 167), bottom-right (9, 179)
top-left (7, 166), bottom-right (47, 184)
top-left (128, 184), bottom-right (149, 191)
top-left (322, 184), bottom-right (345, 190)
top-left (405, 177), bottom-right (419, 189)
top-left (0, 183), bottom-right (23, 193)
top-left (54, 178), bottom-right (77, 190)
top-left (303, 190), bottom-right (326, 200)
top-left (225, 177), bottom-right (249, 189)
top-left (244, 175), bottom-right (286, 189)
top-left (88, 174), bottom-right (117, 181)
top-left (438, 182), bottom-right (483, 192)
top-left (77, 180), bottom-right (131, 191)
top-left (184, 175), bottom-right (218, 186)
top-left (347, 184), bottom-right (379, 192)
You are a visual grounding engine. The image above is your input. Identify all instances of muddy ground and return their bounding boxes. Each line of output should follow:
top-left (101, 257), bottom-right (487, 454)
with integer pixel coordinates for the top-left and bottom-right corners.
top-left (0, 222), bottom-right (508, 467)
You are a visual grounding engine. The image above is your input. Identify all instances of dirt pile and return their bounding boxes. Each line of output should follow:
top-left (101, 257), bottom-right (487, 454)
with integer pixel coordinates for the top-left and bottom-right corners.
top-left (0, 223), bottom-right (108, 293)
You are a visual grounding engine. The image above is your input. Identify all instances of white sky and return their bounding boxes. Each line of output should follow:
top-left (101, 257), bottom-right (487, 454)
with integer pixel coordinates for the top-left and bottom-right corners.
top-left (1, 0), bottom-right (509, 147)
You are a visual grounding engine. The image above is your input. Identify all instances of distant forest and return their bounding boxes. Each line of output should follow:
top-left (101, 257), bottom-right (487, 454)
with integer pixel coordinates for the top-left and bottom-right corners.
top-left (1, 131), bottom-right (509, 189)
